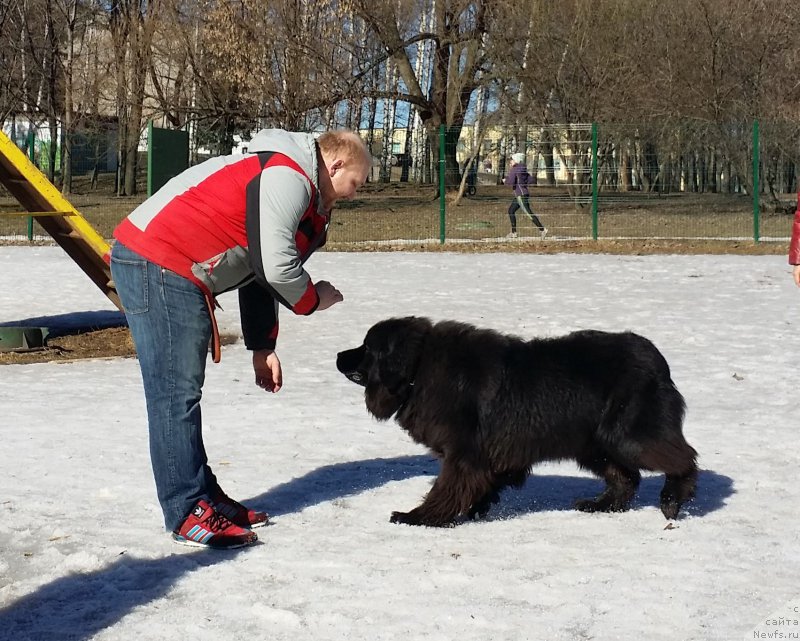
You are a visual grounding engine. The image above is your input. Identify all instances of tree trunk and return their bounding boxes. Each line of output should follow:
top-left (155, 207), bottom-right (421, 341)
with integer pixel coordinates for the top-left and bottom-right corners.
top-left (542, 131), bottom-right (555, 186)
top-left (365, 96), bottom-right (377, 183)
top-left (709, 150), bottom-right (717, 193)
top-left (642, 141), bottom-right (659, 192)
top-left (684, 151), bottom-right (697, 194)
top-left (350, 0), bottom-right (485, 190)
top-left (110, 6), bottom-right (128, 195)
top-left (379, 60), bottom-right (396, 183)
top-left (697, 151), bottom-right (706, 193)
top-left (60, 0), bottom-right (78, 195)
top-left (47, 116), bottom-right (58, 183)
top-left (619, 139), bottom-right (632, 191)
top-left (400, 100), bottom-right (415, 184)
top-left (109, 0), bottom-right (160, 196)
top-left (44, 0), bottom-right (58, 185)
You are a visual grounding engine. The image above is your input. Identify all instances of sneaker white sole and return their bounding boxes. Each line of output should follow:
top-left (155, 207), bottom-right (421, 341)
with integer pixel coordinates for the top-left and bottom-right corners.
top-left (171, 533), bottom-right (258, 549)
top-left (249, 519), bottom-right (269, 529)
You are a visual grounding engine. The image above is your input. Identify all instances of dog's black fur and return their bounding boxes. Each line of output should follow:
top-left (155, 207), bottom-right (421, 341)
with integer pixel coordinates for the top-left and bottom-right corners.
top-left (336, 317), bottom-right (698, 527)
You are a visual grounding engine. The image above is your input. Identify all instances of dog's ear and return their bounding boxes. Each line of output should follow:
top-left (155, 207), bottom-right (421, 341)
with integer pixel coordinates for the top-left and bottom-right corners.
top-left (375, 317), bottom-right (431, 391)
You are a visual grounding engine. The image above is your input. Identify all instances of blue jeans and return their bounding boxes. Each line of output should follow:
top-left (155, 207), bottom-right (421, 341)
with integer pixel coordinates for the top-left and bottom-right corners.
top-left (110, 242), bottom-right (218, 531)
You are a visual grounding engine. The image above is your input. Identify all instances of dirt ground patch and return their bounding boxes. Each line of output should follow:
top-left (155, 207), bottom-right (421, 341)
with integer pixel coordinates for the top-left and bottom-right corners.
top-left (0, 326), bottom-right (242, 366)
top-left (0, 326), bottom-right (136, 365)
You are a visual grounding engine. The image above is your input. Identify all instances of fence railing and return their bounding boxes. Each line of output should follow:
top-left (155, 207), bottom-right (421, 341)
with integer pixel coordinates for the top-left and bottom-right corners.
top-left (2, 120), bottom-right (797, 245)
top-left (332, 121), bottom-right (797, 246)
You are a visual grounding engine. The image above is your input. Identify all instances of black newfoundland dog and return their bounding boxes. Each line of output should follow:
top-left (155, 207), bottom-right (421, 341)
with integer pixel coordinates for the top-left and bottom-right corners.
top-left (336, 317), bottom-right (697, 527)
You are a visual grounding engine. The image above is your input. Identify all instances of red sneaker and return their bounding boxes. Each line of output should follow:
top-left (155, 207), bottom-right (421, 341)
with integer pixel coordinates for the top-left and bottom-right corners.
top-left (172, 500), bottom-right (258, 549)
top-left (211, 488), bottom-right (269, 529)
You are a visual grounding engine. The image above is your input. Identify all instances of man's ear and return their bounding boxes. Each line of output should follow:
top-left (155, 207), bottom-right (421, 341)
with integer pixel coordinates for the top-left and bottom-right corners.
top-left (329, 159), bottom-right (344, 174)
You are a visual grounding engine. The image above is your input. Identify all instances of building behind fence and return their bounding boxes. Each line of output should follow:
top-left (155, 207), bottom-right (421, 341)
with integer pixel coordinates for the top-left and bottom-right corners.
top-left (2, 120), bottom-right (797, 245)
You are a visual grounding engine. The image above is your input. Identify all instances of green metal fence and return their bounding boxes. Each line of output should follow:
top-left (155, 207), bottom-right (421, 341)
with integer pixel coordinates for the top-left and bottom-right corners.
top-left (2, 120), bottom-right (797, 246)
top-left (331, 121), bottom-right (797, 246)
top-left (0, 119), bottom-right (121, 241)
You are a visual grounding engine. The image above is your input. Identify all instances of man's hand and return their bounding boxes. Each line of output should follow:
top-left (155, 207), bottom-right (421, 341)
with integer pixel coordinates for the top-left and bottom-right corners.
top-left (315, 280), bottom-right (344, 311)
top-left (793, 265), bottom-right (800, 288)
top-left (252, 349), bottom-right (282, 393)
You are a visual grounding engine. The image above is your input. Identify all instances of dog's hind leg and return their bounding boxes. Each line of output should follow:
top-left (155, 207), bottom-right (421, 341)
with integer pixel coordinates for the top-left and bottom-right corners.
top-left (574, 455), bottom-right (641, 513)
top-left (468, 488), bottom-right (501, 520)
top-left (599, 376), bottom-right (697, 518)
top-left (639, 439), bottom-right (698, 519)
top-left (660, 469), bottom-right (698, 519)
top-left (390, 458), bottom-right (493, 527)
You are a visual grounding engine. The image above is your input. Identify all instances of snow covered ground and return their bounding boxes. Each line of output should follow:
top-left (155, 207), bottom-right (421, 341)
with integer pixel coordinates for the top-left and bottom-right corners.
top-left (0, 246), bottom-right (798, 641)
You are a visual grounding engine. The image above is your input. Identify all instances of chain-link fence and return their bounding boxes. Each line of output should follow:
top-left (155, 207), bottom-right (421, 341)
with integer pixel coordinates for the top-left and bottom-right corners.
top-left (0, 118), bottom-right (124, 241)
top-left (3, 120), bottom-right (798, 246)
top-left (303, 121), bottom-right (799, 246)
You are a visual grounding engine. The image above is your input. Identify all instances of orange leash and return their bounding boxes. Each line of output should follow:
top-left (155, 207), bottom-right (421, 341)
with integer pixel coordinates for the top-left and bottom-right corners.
top-left (205, 294), bottom-right (222, 363)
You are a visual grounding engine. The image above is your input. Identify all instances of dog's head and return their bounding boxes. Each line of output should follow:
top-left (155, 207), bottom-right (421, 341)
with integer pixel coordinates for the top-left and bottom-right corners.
top-left (337, 316), bottom-right (432, 419)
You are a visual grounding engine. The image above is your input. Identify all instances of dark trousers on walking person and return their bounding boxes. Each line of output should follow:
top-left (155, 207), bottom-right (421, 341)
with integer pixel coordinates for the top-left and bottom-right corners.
top-left (508, 195), bottom-right (547, 238)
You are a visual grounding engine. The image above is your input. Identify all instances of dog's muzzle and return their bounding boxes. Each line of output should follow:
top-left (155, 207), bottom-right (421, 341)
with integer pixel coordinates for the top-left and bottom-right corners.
top-left (336, 346), bottom-right (367, 387)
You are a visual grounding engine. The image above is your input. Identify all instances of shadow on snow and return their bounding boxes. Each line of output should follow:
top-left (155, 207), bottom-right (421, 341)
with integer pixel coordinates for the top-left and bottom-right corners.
top-left (0, 458), bottom-right (732, 639)
top-left (0, 310), bottom-right (126, 338)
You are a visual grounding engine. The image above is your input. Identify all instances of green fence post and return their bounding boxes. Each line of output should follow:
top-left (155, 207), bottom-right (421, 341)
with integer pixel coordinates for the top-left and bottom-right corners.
top-left (439, 124), bottom-right (446, 244)
top-left (147, 123), bottom-right (190, 197)
top-left (27, 130), bottom-right (35, 241)
top-left (591, 122), bottom-right (599, 240)
top-left (752, 120), bottom-right (760, 242)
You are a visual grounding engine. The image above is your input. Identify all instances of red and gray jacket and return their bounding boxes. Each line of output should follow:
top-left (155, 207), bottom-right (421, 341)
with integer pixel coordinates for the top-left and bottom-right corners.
top-left (113, 129), bottom-right (328, 357)
top-left (789, 189), bottom-right (800, 265)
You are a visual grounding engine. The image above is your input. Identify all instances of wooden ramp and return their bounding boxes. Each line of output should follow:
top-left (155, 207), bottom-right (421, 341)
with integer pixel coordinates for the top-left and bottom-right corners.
top-left (0, 130), bottom-right (121, 310)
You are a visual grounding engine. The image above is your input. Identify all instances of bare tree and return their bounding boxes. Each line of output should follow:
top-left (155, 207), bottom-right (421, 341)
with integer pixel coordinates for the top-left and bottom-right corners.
top-left (341, 0), bottom-right (493, 187)
top-left (54, 0), bottom-right (79, 192)
top-left (625, 0), bottom-right (800, 195)
top-left (108, 0), bottom-right (162, 195)
top-left (188, 0), bottom-right (349, 148)
top-left (0, 0), bottom-right (22, 121)
top-left (6, 0), bottom-right (797, 200)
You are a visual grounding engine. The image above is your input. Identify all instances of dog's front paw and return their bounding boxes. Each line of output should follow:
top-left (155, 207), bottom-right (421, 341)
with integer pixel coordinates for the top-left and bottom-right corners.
top-left (390, 509), bottom-right (457, 527)
top-left (390, 511), bottom-right (420, 525)
top-left (467, 503), bottom-right (490, 520)
top-left (574, 498), bottom-right (600, 513)
top-left (574, 496), bottom-right (631, 513)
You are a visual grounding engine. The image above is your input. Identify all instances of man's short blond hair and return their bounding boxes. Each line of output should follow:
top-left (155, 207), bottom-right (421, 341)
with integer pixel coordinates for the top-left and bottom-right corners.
top-left (318, 130), bottom-right (371, 167)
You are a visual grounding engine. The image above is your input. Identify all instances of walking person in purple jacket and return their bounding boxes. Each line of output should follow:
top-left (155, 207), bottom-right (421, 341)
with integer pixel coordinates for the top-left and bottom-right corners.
top-left (504, 152), bottom-right (547, 239)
